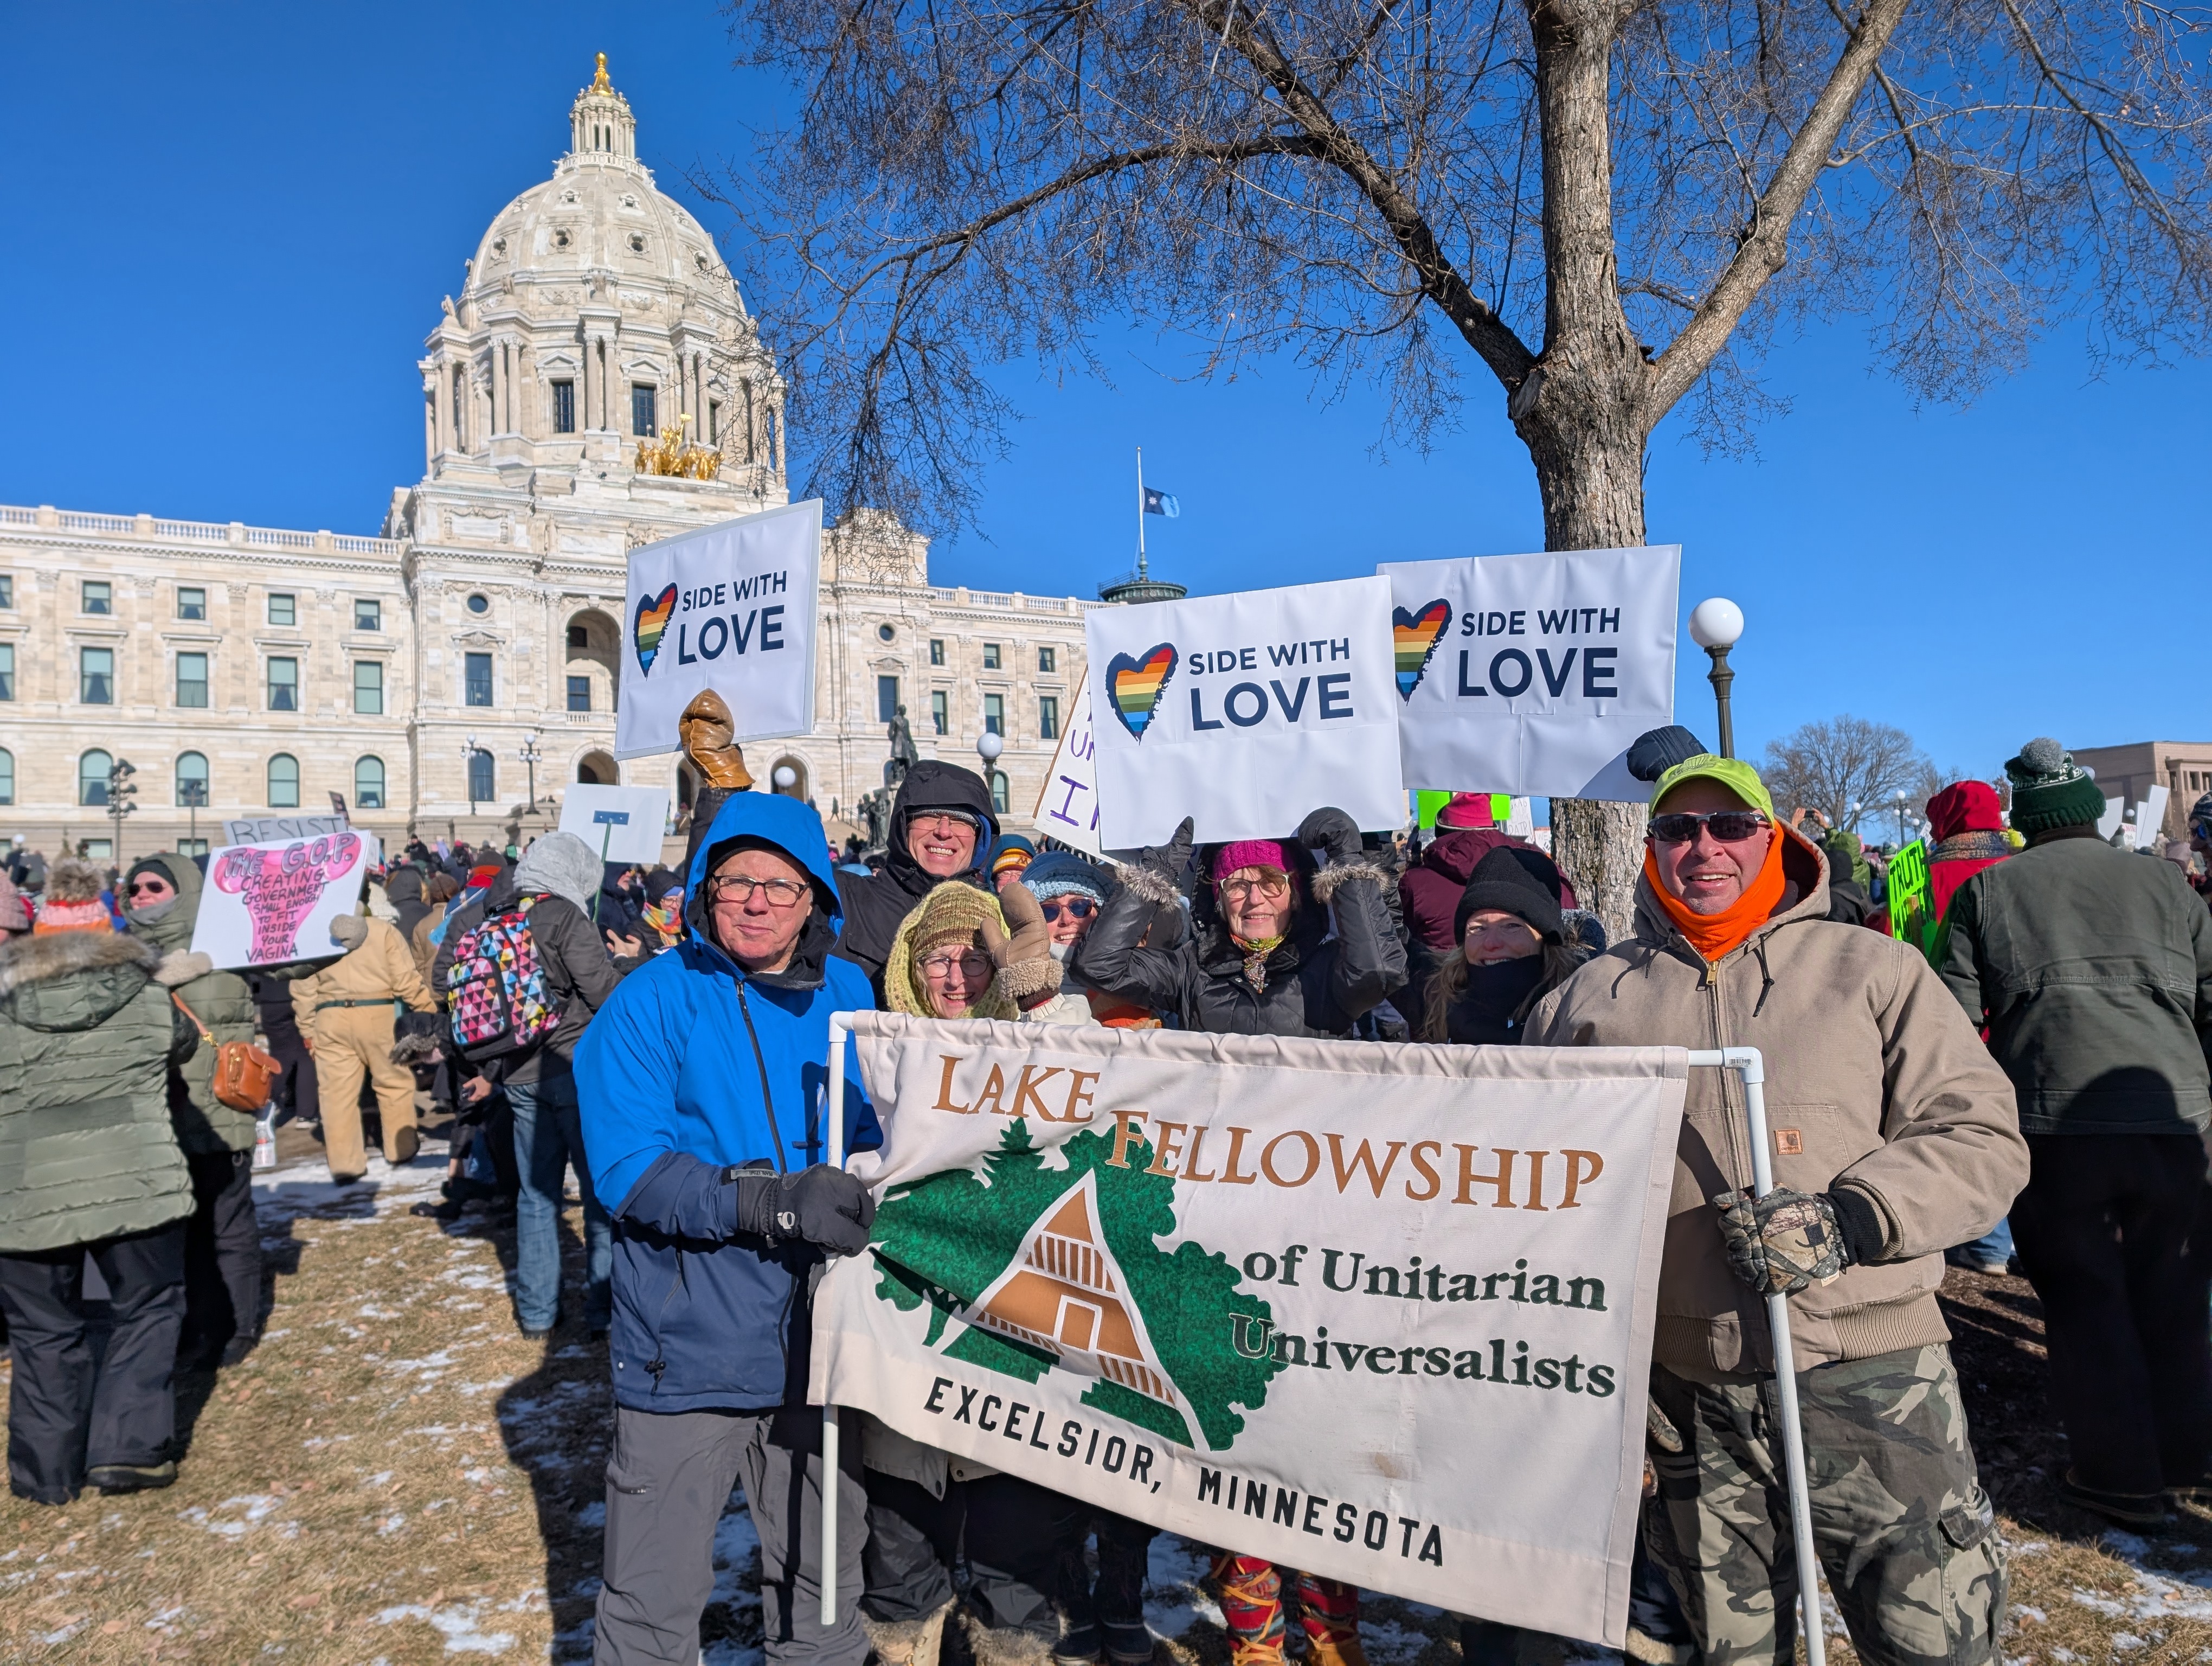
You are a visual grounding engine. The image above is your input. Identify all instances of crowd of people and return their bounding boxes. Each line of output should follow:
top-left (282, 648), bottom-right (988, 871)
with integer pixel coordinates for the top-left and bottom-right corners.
top-left (2, 690), bottom-right (2210, 1666)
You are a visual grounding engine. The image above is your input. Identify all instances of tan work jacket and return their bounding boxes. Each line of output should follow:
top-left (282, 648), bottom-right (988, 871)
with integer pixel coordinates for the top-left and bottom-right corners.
top-left (291, 917), bottom-right (437, 1039)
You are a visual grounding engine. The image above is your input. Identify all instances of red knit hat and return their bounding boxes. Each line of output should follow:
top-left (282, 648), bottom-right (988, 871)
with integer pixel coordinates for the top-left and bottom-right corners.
top-left (1436, 793), bottom-right (1495, 830)
top-left (1212, 840), bottom-right (1294, 882)
top-left (33, 858), bottom-right (113, 935)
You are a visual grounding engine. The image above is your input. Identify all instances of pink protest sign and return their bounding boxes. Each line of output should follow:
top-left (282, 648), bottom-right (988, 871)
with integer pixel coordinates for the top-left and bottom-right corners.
top-left (192, 832), bottom-right (381, 969)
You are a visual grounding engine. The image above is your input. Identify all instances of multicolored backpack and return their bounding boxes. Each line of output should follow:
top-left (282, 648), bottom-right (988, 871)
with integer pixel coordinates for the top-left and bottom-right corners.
top-left (447, 900), bottom-right (562, 1060)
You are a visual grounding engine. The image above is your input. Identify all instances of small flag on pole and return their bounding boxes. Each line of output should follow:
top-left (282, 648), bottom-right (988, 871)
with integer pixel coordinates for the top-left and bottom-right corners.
top-left (1142, 486), bottom-right (1180, 518)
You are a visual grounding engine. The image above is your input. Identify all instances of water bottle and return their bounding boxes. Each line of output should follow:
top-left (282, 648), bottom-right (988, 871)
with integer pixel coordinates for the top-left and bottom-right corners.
top-left (253, 1111), bottom-right (278, 1171)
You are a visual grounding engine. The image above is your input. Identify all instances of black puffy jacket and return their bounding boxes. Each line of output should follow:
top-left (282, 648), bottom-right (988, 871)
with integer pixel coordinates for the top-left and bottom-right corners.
top-left (832, 761), bottom-right (999, 998)
top-left (1074, 842), bottom-right (1405, 1038)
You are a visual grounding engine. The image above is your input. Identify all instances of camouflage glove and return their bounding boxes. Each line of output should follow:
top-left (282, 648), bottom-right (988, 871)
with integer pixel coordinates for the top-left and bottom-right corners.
top-left (1712, 1186), bottom-right (1850, 1295)
top-left (680, 690), bottom-right (755, 791)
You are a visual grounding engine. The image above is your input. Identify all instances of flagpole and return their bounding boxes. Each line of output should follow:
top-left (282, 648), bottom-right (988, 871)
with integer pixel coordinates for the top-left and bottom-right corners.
top-left (1136, 446), bottom-right (1146, 576)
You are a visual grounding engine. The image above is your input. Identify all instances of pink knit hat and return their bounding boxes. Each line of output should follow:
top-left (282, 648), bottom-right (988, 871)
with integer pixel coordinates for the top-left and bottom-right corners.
top-left (1212, 840), bottom-right (1294, 882)
top-left (1436, 793), bottom-right (1495, 830)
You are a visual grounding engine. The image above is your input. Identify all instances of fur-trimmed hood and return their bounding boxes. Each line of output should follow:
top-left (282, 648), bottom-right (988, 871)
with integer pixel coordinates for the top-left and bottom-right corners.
top-left (0, 931), bottom-right (212, 1036)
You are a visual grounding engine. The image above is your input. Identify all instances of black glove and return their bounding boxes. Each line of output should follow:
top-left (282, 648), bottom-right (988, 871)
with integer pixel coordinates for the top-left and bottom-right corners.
top-left (728, 1164), bottom-right (877, 1255)
top-left (1713, 1186), bottom-right (1866, 1295)
top-left (1296, 806), bottom-right (1363, 867)
top-left (1138, 817), bottom-right (1195, 890)
top-left (1626, 725), bottom-right (1707, 783)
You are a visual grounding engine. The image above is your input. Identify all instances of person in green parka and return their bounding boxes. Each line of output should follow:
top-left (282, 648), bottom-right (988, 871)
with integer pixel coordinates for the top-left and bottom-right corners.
top-left (123, 853), bottom-right (266, 1369)
top-left (0, 857), bottom-right (203, 1503)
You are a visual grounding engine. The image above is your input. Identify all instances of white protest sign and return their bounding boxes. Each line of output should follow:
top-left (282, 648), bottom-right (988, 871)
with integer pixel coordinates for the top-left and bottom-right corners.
top-left (559, 785), bottom-right (671, 866)
top-left (615, 498), bottom-right (822, 759)
top-left (1083, 578), bottom-right (1402, 846)
top-left (816, 1014), bottom-right (1686, 1646)
top-left (2139, 784), bottom-right (2172, 850)
top-left (222, 814), bottom-right (348, 845)
top-left (1381, 547), bottom-right (1680, 802)
top-left (191, 831), bottom-right (382, 969)
top-left (1030, 672), bottom-right (1104, 857)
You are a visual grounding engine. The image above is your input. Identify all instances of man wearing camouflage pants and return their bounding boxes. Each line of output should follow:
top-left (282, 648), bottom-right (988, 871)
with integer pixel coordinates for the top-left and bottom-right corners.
top-left (1528, 754), bottom-right (2028, 1664)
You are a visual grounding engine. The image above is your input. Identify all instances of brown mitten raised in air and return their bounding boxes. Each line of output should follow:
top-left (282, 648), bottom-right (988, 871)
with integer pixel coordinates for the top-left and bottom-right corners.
top-left (981, 881), bottom-right (1061, 1005)
top-left (680, 690), bottom-right (754, 791)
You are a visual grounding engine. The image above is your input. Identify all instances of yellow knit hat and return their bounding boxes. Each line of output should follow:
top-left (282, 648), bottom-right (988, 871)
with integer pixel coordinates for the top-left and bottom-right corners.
top-left (886, 882), bottom-right (1018, 1020)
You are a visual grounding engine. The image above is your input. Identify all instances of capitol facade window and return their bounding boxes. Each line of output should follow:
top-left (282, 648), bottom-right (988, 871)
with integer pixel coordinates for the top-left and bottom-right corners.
top-left (1038, 646), bottom-right (1056, 673)
top-left (268, 754), bottom-right (300, 809)
top-left (80, 648), bottom-right (114, 704)
top-left (79, 751), bottom-right (111, 806)
top-left (356, 598), bottom-right (382, 631)
top-left (0, 574), bottom-right (12, 609)
top-left (982, 642), bottom-right (1001, 670)
top-left (355, 756), bottom-right (386, 811)
top-left (552, 380), bottom-right (576, 434)
top-left (268, 657), bottom-right (299, 712)
top-left (1039, 696), bottom-right (1059, 741)
top-left (931, 690), bottom-right (948, 735)
top-left (177, 652), bottom-right (210, 709)
top-left (355, 662), bottom-right (384, 715)
top-left (877, 675), bottom-right (899, 723)
top-left (466, 593), bottom-right (490, 615)
top-left (0, 748), bottom-right (12, 806)
top-left (0, 643), bottom-right (12, 701)
top-left (82, 580), bottom-right (112, 616)
top-left (268, 592), bottom-right (296, 627)
top-left (465, 652), bottom-right (494, 707)
top-left (568, 675), bottom-right (591, 713)
top-left (631, 383), bottom-right (657, 437)
top-left (929, 638), bottom-right (945, 666)
top-left (178, 586), bottom-right (207, 621)
top-left (983, 693), bottom-right (1004, 735)
top-left (468, 749), bottom-right (496, 803)
top-left (175, 753), bottom-right (209, 807)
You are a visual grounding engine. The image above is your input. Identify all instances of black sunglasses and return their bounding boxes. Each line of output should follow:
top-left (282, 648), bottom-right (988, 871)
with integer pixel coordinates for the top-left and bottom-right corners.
top-left (1038, 898), bottom-right (1097, 920)
top-left (1648, 810), bottom-right (1771, 845)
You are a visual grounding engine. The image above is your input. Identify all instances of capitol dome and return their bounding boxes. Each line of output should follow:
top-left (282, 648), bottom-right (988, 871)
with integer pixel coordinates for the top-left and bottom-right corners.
top-left (409, 52), bottom-right (784, 503)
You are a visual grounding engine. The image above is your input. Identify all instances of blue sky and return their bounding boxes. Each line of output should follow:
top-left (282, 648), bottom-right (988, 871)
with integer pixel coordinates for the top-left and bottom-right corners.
top-left (7, 3), bottom-right (2206, 790)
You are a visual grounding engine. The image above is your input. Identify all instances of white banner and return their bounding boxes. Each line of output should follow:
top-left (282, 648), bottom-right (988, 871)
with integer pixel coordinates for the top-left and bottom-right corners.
top-left (191, 832), bottom-right (382, 969)
top-left (558, 785), bottom-right (671, 866)
top-left (615, 499), bottom-right (822, 760)
top-left (814, 1015), bottom-right (1687, 1646)
top-left (1381, 547), bottom-right (1680, 802)
top-left (1030, 672), bottom-right (1104, 857)
top-left (1083, 578), bottom-right (1403, 847)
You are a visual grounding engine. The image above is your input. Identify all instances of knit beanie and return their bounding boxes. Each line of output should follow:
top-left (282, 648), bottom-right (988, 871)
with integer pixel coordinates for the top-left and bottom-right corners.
top-left (885, 882), bottom-right (1017, 1020)
top-left (1625, 726), bottom-right (1708, 784)
top-left (1435, 794), bottom-right (1495, 830)
top-left (1021, 851), bottom-right (1109, 905)
top-left (988, 835), bottom-right (1036, 879)
top-left (1927, 780), bottom-right (2004, 842)
top-left (1213, 840), bottom-right (1294, 882)
top-left (33, 858), bottom-right (112, 935)
top-left (2004, 738), bottom-right (2107, 836)
top-left (1452, 845), bottom-right (1565, 944)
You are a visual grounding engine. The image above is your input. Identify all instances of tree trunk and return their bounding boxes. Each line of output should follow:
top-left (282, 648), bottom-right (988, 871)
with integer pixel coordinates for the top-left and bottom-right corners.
top-left (1514, 0), bottom-right (1656, 950)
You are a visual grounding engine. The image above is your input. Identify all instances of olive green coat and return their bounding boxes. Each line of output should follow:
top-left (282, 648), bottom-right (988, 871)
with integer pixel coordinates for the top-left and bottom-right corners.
top-left (0, 930), bottom-right (198, 1254)
top-left (125, 854), bottom-right (261, 1154)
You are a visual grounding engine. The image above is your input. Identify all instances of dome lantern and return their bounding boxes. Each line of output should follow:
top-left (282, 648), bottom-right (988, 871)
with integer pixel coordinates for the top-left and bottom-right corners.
top-left (570, 52), bottom-right (636, 159)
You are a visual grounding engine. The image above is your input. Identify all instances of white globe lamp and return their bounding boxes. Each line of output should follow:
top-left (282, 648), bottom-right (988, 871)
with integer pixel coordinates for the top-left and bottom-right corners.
top-left (1686, 598), bottom-right (1745, 758)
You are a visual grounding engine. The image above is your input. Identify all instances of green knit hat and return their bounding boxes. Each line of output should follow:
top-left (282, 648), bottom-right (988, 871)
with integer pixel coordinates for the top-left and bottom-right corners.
top-left (2004, 737), bottom-right (2106, 836)
top-left (1649, 753), bottom-right (1776, 821)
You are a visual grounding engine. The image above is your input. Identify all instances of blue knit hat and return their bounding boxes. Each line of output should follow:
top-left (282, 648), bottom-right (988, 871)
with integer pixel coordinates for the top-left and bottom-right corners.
top-left (1021, 851), bottom-right (1110, 904)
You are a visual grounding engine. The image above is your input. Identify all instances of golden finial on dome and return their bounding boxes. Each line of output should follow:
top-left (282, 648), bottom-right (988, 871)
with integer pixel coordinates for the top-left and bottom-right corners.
top-left (591, 52), bottom-right (613, 92)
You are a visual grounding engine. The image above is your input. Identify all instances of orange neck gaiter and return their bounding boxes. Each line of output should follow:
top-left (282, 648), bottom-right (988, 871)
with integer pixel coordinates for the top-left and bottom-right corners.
top-left (1645, 829), bottom-right (1789, 964)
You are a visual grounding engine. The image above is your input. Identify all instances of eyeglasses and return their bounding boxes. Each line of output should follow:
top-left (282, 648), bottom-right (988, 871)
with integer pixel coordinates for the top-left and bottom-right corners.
top-left (126, 880), bottom-right (171, 896)
top-left (709, 875), bottom-right (811, 908)
top-left (1648, 811), bottom-right (1771, 845)
top-left (1038, 898), bottom-right (1096, 921)
top-left (909, 812), bottom-right (980, 834)
top-left (1219, 872), bottom-right (1291, 899)
top-left (918, 950), bottom-right (993, 980)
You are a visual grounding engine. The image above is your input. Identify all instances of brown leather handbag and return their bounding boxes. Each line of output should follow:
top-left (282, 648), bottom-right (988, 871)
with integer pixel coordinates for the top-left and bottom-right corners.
top-left (171, 995), bottom-right (283, 1112)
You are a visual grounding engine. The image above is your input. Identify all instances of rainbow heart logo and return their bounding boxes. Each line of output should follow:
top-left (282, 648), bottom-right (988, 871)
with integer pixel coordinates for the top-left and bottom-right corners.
top-left (1105, 643), bottom-right (1179, 741)
top-left (633, 584), bottom-right (678, 676)
top-left (1392, 599), bottom-right (1452, 701)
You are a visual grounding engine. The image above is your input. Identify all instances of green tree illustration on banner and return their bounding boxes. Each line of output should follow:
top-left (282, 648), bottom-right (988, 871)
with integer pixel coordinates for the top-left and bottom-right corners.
top-left (871, 1122), bottom-right (1280, 1451)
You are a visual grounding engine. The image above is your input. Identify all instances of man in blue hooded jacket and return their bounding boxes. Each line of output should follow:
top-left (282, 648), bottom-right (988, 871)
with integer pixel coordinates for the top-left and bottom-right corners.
top-left (577, 791), bottom-right (882, 1666)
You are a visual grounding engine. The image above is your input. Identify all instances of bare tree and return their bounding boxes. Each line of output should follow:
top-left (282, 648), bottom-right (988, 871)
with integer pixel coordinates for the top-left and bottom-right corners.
top-left (710, 0), bottom-right (2212, 937)
top-left (1764, 715), bottom-right (1928, 837)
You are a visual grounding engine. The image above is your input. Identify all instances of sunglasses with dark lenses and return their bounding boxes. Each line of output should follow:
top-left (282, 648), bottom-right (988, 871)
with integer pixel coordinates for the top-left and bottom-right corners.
top-left (1038, 898), bottom-right (1097, 920)
top-left (1648, 810), bottom-right (1771, 845)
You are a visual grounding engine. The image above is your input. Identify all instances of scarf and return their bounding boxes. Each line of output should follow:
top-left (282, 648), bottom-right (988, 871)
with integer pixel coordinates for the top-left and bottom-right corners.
top-left (1231, 932), bottom-right (1285, 994)
top-left (641, 898), bottom-right (681, 941)
top-left (1644, 829), bottom-right (1787, 965)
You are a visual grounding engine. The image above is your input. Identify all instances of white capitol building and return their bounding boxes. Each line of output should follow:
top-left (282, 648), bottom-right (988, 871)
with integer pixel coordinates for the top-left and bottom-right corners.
top-left (0, 56), bottom-right (1150, 861)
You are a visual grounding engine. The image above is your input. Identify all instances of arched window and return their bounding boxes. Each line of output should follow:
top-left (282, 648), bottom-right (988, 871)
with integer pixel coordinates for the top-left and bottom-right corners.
top-left (79, 749), bottom-right (112, 807)
top-left (467, 748), bottom-right (494, 804)
top-left (175, 752), bottom-right (209, 807)
top-left (268, 753), bottom-right (300, 809)
top-left (990, 771), bottom-right (1011, 816)
top-left (0, 747), bottom-right (13, 806)
top-left (355, 756), bottom-right (385, 811)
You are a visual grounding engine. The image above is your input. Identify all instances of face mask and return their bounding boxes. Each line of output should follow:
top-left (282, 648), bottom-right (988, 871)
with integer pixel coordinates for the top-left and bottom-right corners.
top-left (131, 899), bottom-right (178, 923)
top-left (1047, 940), bottom-right (1073, 964)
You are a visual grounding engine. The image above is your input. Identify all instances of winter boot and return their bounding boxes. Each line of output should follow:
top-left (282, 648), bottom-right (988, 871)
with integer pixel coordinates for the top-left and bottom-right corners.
top-left (1096, 1524), bottom-right (1156, 1666)
top-left (866, 1599), bottom-right (956, 1666)
top-left (1292, 1574), bottom-right (1366, 1666)
top-left (1211, 1555), bottom-right (1288, 1666)
top-left (960, 1605), bottom-right (1059, 1666)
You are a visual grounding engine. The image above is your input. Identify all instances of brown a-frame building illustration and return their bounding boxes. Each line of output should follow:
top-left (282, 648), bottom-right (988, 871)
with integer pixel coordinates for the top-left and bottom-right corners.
top-left (961, 1169), bottom-right (1181, 1409)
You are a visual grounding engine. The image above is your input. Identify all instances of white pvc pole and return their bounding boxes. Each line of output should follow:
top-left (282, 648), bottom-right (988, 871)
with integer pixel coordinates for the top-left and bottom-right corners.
top-left (820, 1013), bottom-right (853, 1629)
top-left (1687, 1047), bottom-right (1825, 1666)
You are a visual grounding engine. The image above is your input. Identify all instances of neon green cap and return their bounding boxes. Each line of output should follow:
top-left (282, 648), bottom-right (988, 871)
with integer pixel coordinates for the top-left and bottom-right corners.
top-left (1650, 753), bottom-right (1777, 821)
